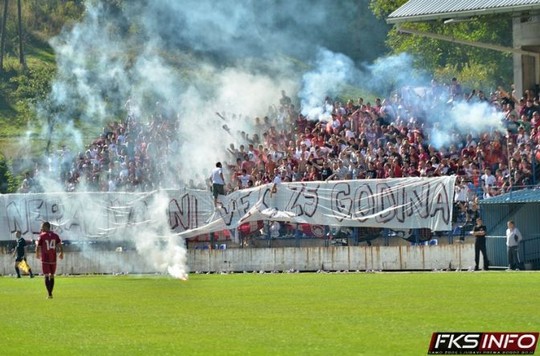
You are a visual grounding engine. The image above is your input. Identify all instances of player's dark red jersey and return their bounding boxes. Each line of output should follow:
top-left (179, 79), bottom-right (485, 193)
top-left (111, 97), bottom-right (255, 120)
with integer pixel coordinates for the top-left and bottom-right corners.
top-left (37, 231), bottom-right (62, 263)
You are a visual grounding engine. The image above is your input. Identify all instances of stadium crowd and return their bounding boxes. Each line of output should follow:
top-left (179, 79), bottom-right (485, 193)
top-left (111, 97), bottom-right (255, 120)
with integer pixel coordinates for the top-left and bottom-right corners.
top-left (222, 80), bottom-right (538, 204)
top-left (20, 77), bottom-right (540, 218)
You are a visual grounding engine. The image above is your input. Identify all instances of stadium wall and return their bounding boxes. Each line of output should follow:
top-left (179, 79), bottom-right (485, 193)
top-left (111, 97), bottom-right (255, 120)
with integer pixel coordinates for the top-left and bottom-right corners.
top-left (0, 244), bottom-right (475, 275)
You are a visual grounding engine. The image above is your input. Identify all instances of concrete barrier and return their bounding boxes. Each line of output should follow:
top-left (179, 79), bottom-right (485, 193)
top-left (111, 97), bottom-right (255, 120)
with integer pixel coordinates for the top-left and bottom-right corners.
top-left (0, 244), bottom-right (476, 275)
top-left (188, 244), bottom-right (473, 272)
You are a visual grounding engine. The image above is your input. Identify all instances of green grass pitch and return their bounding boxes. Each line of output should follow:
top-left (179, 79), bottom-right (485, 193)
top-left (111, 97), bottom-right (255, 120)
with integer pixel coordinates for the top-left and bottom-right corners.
top-left (1, 272), bottom-right (538, 355)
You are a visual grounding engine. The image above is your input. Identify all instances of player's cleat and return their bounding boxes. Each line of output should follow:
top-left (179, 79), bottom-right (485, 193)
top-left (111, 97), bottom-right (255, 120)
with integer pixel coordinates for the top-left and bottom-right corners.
top-left (47, 295), bottom-right (53, 299)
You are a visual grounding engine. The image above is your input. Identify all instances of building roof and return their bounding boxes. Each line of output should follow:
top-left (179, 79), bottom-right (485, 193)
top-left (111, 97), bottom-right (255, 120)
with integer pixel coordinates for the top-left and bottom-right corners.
top-left (387, 0), bottom-right (540, 24)
top-left (479, 188), bottom-right (540, 205)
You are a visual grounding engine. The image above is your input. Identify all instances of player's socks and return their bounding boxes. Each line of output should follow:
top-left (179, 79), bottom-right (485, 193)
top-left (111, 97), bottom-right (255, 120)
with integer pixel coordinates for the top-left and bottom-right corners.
top-left (29, 269), bottom-right (34, 278)
top-left (45, 276), bottom-right (52, 296)
top-left (50, 277), bottom-right (55, 294)
top-left (15, 266), bottom-right (21, 278)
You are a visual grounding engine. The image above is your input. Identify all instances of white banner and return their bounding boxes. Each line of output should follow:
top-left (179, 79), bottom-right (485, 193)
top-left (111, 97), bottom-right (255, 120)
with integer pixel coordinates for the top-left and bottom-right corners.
top-left (0, 176), bottom-right (455, 241)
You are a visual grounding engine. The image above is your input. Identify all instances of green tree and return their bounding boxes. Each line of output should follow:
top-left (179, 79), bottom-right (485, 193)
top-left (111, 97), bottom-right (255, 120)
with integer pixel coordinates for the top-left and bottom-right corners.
top-left (370, 0), bottom-right (513, 90)
top-left (0, 153), bottom-right (18, 193)
top-left (0, 0), bottom-right (83, 131)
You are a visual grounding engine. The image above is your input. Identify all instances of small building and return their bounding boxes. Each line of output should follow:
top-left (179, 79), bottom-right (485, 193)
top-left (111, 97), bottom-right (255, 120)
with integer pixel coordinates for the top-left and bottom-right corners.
top-left (479, 188), bottom-right (540, 269)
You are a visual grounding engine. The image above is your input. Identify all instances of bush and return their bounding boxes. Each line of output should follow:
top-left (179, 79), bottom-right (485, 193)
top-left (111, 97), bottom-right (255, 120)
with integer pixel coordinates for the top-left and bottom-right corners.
top-left (0, 153), bottom-right (19, 193)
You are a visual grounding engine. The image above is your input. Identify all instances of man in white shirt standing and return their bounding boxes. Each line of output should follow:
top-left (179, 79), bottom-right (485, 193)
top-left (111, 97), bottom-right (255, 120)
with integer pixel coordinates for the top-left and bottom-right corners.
top-left (209, 162), bottom-right (225, 207)
top-left (506, 220), bottom-right (523, 270)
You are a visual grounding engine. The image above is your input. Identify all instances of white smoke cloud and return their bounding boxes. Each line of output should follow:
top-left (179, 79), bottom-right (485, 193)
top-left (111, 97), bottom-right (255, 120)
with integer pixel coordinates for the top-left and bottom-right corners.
top-left (428, 101), bottom-right (505, 149)
top-left (132, 191), bottom-right (189, 280)
top-left (298, 51), bottom-right (432, 120)
top-left (298, 48), bottom-right (506, 150)
top-left (364, 52), bottom-right (429, 94)
top-left (299, 48), bottom-right (359, 120)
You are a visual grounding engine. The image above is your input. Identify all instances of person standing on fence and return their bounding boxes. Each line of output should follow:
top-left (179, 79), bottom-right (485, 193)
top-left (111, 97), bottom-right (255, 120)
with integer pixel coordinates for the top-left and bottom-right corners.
top-left (505, 220), bottom-right (523, 271)
top-left (472, 217), bottom-right (489, 271)
top-left (209, 162), bottom-right (226, 207)
top-left (12, 230), bottom-right (34, 278)
top-left (36, 222), bottom-right (63, 299)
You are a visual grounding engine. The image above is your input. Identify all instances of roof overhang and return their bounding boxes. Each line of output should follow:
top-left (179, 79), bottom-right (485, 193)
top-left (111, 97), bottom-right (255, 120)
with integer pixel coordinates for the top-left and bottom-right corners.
top-left (478, 189), bottom-right (540, 205)
top-left (388, 2), bottom-right (540, 24)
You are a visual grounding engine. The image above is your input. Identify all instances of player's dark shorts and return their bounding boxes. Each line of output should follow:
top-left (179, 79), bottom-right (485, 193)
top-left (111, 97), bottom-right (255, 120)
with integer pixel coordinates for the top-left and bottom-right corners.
top-left (212, 183), bottom-right (225, 198)
top-left (15, 256), bottom-right (25, 263)
top-left (41, 261), bottom-right (57, 275)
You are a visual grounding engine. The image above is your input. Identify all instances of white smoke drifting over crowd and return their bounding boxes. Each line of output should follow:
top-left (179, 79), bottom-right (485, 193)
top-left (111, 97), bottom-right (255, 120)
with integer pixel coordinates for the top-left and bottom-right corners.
top-left (33, 0), bottom-right (386, 278)
top-left (300, 49), bottom-right (506, 150)
top-left (299, 48), bottom-right (360, 120)
top-left (428, 101), bottom-right (506, 149)
top-left (31, 0), bottom-right (504, 277)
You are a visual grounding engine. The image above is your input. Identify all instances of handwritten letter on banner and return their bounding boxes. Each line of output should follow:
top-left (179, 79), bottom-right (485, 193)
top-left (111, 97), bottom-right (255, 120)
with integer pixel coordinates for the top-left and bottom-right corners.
top-left (0, 176), bottom-right (455, 241)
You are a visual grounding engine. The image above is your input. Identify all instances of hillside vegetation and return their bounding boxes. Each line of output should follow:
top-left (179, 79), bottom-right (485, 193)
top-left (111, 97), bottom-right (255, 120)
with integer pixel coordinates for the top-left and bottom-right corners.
top-left (0, 1), bottom-right (83, 150)
top-left (0, 1), bottom-right (84, 191)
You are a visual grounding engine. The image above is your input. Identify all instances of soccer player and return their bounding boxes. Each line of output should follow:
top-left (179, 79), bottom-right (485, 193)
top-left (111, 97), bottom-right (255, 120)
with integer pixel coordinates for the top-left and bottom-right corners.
top-left (35, 222), bottom-right (63, 299)
top-left (12, 230), bottom-right (34, 278)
